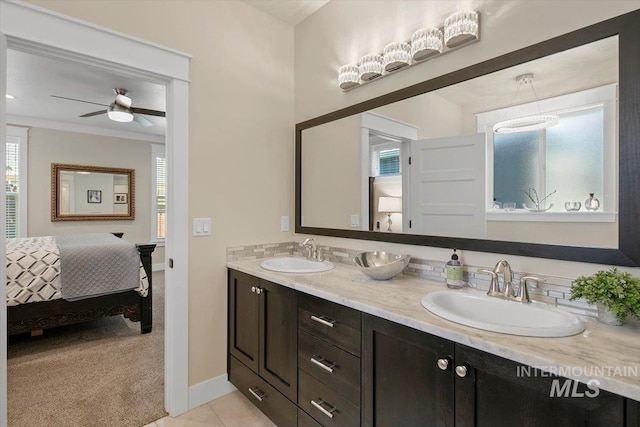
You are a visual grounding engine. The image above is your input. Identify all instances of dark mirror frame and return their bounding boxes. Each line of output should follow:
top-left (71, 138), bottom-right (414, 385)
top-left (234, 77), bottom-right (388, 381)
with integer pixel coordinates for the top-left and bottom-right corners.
top-left (51, 163), bottom-right (136, 222)
top-left (296, 10), bottom-right (640, 267)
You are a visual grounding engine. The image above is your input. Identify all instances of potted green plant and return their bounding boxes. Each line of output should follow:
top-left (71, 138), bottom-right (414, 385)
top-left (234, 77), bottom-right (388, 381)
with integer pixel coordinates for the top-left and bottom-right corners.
top-left (569, 267), bottom-right (640, 325)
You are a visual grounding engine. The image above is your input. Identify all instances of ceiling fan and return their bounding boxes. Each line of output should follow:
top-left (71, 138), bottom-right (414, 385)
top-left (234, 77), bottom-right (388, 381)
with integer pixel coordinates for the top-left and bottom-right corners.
top-left (51, 88), bottom-right (165, 127)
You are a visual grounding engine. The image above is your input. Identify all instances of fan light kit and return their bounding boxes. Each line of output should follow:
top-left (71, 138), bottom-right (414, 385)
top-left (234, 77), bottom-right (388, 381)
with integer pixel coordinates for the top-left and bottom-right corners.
top-left (337, 9), bottom-right (480, 91)
top-left (50, 88), bottom-right (166, 127)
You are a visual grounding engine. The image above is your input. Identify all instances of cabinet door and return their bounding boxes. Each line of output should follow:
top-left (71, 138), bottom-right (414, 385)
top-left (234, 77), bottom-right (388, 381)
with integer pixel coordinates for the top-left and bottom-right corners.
top-left (455, 344), bottom-right (626, 427)
top-left (228, 269), bottom-right (260, 373)
top-left (259, 278), bottom-right (298, 402)
top-left (362, 313), bottom-right (455, 427)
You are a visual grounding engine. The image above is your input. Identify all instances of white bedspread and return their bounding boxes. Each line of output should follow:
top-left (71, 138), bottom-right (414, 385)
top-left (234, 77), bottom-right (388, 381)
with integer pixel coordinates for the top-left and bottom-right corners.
top-left (6, 236), bottom-right (149, 306)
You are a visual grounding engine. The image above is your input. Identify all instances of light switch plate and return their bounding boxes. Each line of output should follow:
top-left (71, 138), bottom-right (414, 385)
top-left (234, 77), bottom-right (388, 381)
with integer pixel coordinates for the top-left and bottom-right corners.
top-left (281, 216), bottom-right (290, 232)
top-left (350, 214), bottom-right (360, 227)
top-left (193, 218), bottom-right (211, 236)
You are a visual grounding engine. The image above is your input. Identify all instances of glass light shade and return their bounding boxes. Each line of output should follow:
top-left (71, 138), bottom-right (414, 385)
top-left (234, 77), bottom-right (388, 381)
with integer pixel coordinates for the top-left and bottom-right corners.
top-left (411, 28), bottom-right (443, 61)
top-left (444, 10), bottom-right (479, 48)
top-left (358, 54), bottom-right (383, 81)
top-left (107, 103), bottom-right (134, 122)
top-left (493, 115), bottom-right (560, 134)
top-left (338, 64), bottom-right (360, 90)
top-left (383, 42), bottom-right (411, 72)
top-left (378, 196), bottom-right (402, 213)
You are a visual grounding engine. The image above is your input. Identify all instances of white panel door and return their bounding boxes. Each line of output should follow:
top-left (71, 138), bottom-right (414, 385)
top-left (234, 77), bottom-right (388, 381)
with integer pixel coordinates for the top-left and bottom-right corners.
top-left (409, 134), bottom-right (486, 239)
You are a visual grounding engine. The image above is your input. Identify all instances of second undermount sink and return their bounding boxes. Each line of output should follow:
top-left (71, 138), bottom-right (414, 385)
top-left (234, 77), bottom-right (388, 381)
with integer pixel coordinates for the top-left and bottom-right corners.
top-left (260, 257), bottom-right (334, 274)
top-left (421, 289), bottom-right (585, 337)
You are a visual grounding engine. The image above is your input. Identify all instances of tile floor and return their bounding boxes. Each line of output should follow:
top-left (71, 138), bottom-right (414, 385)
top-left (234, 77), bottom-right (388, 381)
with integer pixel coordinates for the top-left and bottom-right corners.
top-left (144, 390), bottom-right (277, 427)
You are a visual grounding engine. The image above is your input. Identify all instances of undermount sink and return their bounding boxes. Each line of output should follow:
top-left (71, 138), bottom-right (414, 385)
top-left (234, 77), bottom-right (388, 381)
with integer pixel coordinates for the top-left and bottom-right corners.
top-left (260, 257), bottom-right (334, 274)
top-left (421, 289), bottom-right (585, 337)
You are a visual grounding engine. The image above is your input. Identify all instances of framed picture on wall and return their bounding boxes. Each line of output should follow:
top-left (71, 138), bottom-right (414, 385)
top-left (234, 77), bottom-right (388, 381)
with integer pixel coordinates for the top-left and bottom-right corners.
top-left (87, 190), bottom-right (102, 204)
top-left (114, 193), bottom-right (128, 204)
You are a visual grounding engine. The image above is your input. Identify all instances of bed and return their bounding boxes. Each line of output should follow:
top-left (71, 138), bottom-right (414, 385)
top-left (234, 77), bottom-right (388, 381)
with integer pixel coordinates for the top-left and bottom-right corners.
top-left (6, 232), bottom-right (155, 336)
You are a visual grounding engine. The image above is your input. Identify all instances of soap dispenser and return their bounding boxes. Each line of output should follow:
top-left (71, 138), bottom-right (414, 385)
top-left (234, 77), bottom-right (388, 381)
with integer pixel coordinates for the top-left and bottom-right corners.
top-left (446, 249), bottom-right (465, 289)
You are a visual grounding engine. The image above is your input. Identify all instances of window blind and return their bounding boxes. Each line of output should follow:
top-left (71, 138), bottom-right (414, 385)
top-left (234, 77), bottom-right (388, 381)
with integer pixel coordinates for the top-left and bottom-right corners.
top-left (6, 138), bottom-right (20, 238)
top-left (155, 155), bottom-right (166, 240)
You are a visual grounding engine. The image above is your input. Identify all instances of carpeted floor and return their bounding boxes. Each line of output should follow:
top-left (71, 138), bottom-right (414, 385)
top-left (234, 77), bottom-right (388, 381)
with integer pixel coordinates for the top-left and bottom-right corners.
top-left (7, 272), bottom-right (166, 427)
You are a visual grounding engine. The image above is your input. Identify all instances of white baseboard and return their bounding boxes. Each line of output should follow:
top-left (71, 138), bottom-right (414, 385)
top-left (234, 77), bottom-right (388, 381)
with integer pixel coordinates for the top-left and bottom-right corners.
top-left (152, 263), bottom-right (165, 272)
top-left (189, 374), bottom-right (237, 410)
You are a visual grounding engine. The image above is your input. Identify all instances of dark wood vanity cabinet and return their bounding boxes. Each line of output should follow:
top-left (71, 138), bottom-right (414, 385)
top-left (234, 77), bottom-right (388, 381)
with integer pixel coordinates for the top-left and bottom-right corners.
top-left (362, 313), bottom-right (455, 427)
top-left (228, 269), bottom-right (298, 424)
top-left (228, 270), bottom-right (638, 427)
top-left (362, 314), bottom-right (630, 427)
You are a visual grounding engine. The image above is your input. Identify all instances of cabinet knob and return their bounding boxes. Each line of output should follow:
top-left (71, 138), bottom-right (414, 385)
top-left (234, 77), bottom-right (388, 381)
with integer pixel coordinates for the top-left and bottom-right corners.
top-left (251, 286), bottom-right (256, 293)
top-left (255, 287), bottom-right (263, 295)
top-left (455, 365), bottom-right (468, 378)
top-left (437, 357), bottom-right (450, 371)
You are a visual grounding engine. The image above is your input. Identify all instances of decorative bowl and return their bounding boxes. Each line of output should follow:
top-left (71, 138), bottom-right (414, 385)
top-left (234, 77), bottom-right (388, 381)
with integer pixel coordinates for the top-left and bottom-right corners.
top-left (564, 202), bottom-right (581, 211)
top-left (522, 203), bottom-right (553, 212)
top-left (354, 251), bottom-right (411, 280)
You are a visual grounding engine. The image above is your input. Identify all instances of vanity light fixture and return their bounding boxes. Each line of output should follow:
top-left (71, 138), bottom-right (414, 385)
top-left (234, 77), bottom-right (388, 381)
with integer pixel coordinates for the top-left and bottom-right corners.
top-left (359, 54), bottom-right (384, 81)
top-left (411, 27), bottom-right (443, 61)
top-left (5, 94), bottom-right (15, 99)
top-left (378, 196), bottom-right (402, 232)
top-left (444, 10), bottom-right (479, 48)
top-left (337, 9), bottom-right (480, 90)
top-left (493, 74), bottom-right (560, 134)
top-left (383, 42), bottom-right (411, 72)
top-left (338, 64), bottom-right (360, 90)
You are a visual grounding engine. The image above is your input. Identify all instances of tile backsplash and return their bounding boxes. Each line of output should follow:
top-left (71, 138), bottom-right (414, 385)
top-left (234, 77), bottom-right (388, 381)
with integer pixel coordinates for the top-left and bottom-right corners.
top-left (227, 241), bottom-right (596, 318)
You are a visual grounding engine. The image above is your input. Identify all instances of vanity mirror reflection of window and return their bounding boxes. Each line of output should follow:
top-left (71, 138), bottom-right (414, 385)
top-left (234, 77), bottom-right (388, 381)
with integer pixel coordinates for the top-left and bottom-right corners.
top-left (486, 85), bottom-right (614, 214)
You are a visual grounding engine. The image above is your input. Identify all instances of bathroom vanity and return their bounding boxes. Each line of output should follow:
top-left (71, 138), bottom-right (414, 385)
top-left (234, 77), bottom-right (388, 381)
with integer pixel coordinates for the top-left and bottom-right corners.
top-left (228, 260), bottom-right (640, 427)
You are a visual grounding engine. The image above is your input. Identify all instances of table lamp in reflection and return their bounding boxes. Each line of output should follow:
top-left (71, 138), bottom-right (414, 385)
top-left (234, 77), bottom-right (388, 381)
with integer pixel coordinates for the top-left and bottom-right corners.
top-left (378, 196), bottom-right (402, 232)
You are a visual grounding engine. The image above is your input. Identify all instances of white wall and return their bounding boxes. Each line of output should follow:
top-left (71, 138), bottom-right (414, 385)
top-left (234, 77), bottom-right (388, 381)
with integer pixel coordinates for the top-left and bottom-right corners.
top-left (25, 0), bottom-right (295, 386)
top-left (294, 1), bottom-right (640, 278)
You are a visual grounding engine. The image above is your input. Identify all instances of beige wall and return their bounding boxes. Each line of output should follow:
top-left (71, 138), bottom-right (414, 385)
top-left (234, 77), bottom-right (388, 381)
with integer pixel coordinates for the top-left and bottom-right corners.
top-left (25, 0), bottom-right (295, 386)
top-left (294, 1), bottom-right (640, 279)
top-left (27, 128), bottom-right (160, 249)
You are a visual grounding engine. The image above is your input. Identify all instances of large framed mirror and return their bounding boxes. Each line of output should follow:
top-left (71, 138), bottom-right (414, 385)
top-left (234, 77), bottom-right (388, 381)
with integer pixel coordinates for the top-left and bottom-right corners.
top-left (296, 10), bottom-right (640, 266)
top-left (51, 163), bottom-right (135, 221)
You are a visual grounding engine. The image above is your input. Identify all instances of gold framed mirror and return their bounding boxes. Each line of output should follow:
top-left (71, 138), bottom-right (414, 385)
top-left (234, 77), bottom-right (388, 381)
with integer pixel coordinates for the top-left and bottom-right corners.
top-left (51, 163), bottom-right (135, 221)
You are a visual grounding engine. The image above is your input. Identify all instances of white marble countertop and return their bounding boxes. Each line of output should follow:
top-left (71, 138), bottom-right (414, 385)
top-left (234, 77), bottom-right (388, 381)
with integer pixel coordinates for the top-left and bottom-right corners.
top-left (227, 258), bottom-right (640, 401)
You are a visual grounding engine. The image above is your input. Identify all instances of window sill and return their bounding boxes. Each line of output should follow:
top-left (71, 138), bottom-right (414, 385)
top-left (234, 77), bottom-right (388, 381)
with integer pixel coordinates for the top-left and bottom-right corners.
top-left (486, 211), bottom-right (617, 223)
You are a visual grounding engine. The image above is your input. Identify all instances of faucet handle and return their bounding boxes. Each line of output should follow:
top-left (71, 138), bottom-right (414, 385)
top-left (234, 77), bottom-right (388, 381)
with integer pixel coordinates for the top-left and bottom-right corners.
top-left (478, 269), bottom-right (500, 296)
top-left (316, 247), bottom-right (329, 262)
top-left (516, 276), bottom-right (545, 303)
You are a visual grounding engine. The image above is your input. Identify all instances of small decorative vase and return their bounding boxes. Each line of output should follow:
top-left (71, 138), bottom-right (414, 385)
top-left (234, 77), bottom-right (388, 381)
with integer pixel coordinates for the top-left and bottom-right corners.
top-left (596, 302), bottom-right (622, 326)
top-left (585, 193), bottom-right (600, 211)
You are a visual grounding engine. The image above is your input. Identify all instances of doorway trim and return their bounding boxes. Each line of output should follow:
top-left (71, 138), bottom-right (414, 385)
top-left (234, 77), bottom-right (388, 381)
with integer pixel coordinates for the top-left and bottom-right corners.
top-left (0, 0), bottom-right (192, 421)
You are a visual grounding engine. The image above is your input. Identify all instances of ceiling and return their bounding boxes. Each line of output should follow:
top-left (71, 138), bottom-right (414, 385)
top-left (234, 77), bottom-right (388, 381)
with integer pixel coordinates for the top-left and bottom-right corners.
top-left (242, 0), bottom-right (329, 25)
top-left (6, 49), bottom-right (166, 139)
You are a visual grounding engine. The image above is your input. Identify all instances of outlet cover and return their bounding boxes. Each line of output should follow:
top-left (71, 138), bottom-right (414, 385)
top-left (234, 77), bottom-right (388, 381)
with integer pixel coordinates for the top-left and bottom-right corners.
top-left (281, 216), bottom-right (290, 232)
top-left (350, 214), bottom-right (360, 227)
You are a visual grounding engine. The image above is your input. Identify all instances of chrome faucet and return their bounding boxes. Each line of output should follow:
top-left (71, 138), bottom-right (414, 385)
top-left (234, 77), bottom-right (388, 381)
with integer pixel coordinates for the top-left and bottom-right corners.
top-left (479, 260), bottom-right (545, 303)
top-left (300, 238), bottom-right (327, 262)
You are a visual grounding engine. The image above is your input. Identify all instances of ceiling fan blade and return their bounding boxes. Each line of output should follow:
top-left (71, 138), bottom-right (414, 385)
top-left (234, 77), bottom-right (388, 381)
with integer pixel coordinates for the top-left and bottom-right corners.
top-left (51, 95), bottom-right (109, 107)
top-left (80, 110), bottom-right (108, 118)
top-left (133, 113), bottom-right (153, 127)
top-left (131, 107), bottom-right (165, 117)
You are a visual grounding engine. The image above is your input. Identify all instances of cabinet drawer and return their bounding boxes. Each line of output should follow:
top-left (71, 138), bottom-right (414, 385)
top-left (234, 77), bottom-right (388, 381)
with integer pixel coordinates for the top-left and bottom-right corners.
top-left (229, 356), bottom-right (296, 427)
top-left (299, 409), bottom-right (323, 427)
top-left (299, 293), bottom-right (361, 356)
top-left (299, 369), bottom-right (360, 427)
top-left (299, 330), bottom-right (360, 405)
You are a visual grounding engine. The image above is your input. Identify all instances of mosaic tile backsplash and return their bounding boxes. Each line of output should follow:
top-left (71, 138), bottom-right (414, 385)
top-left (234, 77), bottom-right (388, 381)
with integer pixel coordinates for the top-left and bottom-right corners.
top-left (227, 241), bottom-right (596, 318)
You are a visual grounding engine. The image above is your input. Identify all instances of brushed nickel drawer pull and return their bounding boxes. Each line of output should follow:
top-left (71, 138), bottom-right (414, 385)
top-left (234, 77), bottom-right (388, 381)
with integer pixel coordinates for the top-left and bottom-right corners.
top-left (310, 356), bottom-right (336, 373)
top-left (311, 315), bottom-right (335, 328)
top-left (248, 387), bottom-right (266, 402)
top-left (311, 399), bottom-right (337, 419)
